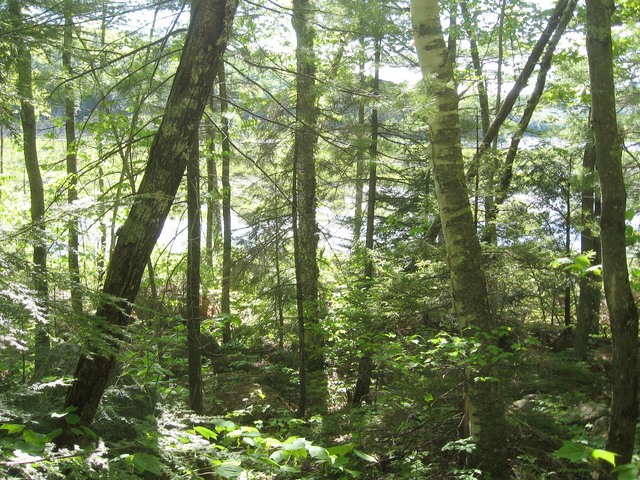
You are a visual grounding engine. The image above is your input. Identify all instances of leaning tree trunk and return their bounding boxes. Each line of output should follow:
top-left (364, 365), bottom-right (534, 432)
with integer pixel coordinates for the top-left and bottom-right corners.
top-left (9, 0), bottom-right (50, 376)
top-left (59, 0), bottom-right (238, 443)
top-left (585, 0), bottom-right (639, 464)
top-left (410, 0), bottom-right (508, 477)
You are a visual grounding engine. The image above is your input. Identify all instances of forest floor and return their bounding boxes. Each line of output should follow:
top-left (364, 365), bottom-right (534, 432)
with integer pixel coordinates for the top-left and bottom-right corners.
top-left (193, 331), bottom-right (611, 478)
top-left (0, 326), bottom-right (616, 479)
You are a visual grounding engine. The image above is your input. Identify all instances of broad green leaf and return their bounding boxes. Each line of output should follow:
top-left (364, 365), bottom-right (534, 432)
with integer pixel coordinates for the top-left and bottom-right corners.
top-left (22, 429), bottom-right (48, 447)
top-left (327, 444), bottom-right (355, 456)
top-left (554, 441), bottom-right (590, 462)
top-left (46, 428), bottom-right (63, 441)
top-left (81, 426), bottom-right (98, 440)
top-left (308, 445), bottom-right (331, 462)
top-left (212, 419), bottom-right (236, 432)
top-left (65, 414), bottom-right (81, 425)
top-left (278, 465), bottom-right (301, 473)
top-left (614, 463), bottom-right (639, 480)
top-left (131, 453), bottom-right (164, 475)
top-left (216, 461), bottom-right (245, 478)
top-left (574, 255), bottom-right (591, 269)
top-left (1, 424), bottom-right (25, 435)
top-left (354, 449), bottom-right (378, 462)
top-left (263, 437), bottom-right (282, 448)
top-left (194, 426), bottom-right (217, 440)
top-left (270, 450), bottom-right (285, 463)
top-left (591, 449), bottom-right (617, 466)
top-left (625, 208), bottom-right (636, 221)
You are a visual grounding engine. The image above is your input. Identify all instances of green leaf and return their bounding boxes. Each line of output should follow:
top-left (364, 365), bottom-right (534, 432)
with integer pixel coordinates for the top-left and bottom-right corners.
top-left (625, 208), bottom-right (636, 221)
top-left (308, 445), bottom-right (331, 462)
top-left (212, 418), bottom-right (236, 432)
top-left (278, 465), bottom-right (302, 473)
top-left (591, 449), bottom-right (617, 466)
top-left (327, 444), bottom-right (355, 456)
top-left (65, 414), bottom-right (81, 425)
top-left (263, 437), bottom-right (282, 448)
top-left (554, 441), bottom-right (591, 462)
top-left (194, 426), bottom-right (217, 440)
top-left (216, 461), bottom-right (245, 478)
top-left (81, 426), bottom-right (98, 440)
top-left (46, 428), bottom-right (63, 441)
top-left (1, 424), bottom-right (25, 435)
top-left (354, 449), bottom-right (378, 462)
top-left (614, 463), bottom-right (639, 480)
top-left (131, 453), bottom-right (164, 475)
top-left (22, 429), bottom-right (49, 447)
top-left (573, 255), bottom-right (591, 269)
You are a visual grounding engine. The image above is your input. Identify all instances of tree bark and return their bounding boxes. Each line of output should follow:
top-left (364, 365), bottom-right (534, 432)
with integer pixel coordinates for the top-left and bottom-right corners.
top-left (411, 1), bottom-right (508, 477)
top-left (352, 36), bottom-right (366, 246)
top-left (219, 63), bottom-right (233, 344)
top-left (59, 0), bottom-right (238, 442)
top-left (353, 37), bottom-right (381, 406)
top-left (8, 0), bottom-right (51, 376)
top-left (482, 0), bottom-right (576, 243)
top-left (292, 0), bottom-right (323, 416)
top-left (575, 142), bottom-right (601, 360)
top-left (465, 0), bottom-right (569, 183)
top-left (186, 129), bottom-right (203, 414)
top-left (205, 94), bottom-right (222, 268)
top-left (585, 0), bottom-right (639, 464)
top-left (63, 0), bottom-right (83, 316)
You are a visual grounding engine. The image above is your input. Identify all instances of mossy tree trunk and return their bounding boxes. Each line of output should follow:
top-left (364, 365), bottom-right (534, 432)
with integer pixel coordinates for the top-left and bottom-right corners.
top-left (59, 0), bottom-right (238, 442)
top-left (410, 0), bottom-right (508, 477)
top-left (575, 143), bottom-right (601, 360)
top-left (292, 0), bottom-right (323, 416)
top-left (585, 0), bottom-right (639, 464)
top-left (8, 0), bottom-right (51, 376)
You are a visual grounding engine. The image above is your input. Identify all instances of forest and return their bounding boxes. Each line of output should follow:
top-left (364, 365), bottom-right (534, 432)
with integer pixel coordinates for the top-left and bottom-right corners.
top-left (1, 0), bottom-right (639, 477)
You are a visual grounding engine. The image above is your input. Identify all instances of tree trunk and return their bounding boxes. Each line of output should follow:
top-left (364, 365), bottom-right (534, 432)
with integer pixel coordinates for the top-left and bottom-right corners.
top-left (186, 129), bottom-right (203, 414)
top-left (292, 0), bottom-right (323, 416)
top-left (9, 0), bottom-right (51, 376)
top-left (63, 0), bottom-right (83, 316)
top-left (353, 37), bottom-right (381, 407)
top-left (219, 63), bottom-right (233, 344)
top-left (585, 0), bottom-right (639, 464)
top-left (352, 37), bottom-right (366, 246)
top-left (205, 94), bottom-right (222, 267)
top-left (59, 0), bottom-right (238, 442)
top-left (465, 0), bottom-right (569, 184)
top-left (575, 142), bottom-right (601, 360)
top-left (411, 1), bottom-right (508, 477)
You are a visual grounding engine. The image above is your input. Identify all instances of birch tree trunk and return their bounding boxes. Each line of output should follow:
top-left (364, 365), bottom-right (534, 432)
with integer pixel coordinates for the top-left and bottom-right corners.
top-left (585, 0), bottom-right (639, 464)
top-left (410, 1), bottom-right (508, 476)
top-left (59, 0), bottom-right (238, 443)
